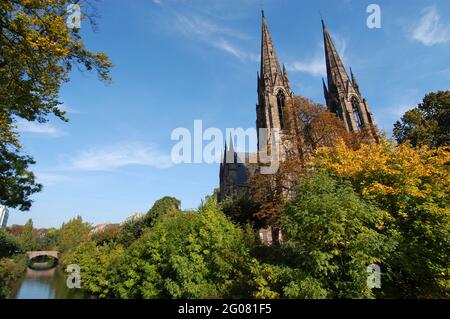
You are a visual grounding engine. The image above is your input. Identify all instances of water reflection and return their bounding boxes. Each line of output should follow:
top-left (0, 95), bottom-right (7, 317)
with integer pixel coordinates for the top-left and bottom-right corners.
top-left (12, 267), bottom-right (87, 299)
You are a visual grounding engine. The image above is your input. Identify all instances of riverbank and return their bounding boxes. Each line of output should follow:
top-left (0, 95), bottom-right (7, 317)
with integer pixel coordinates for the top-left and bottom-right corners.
top-left (0, 255), bottom-right (28, 298)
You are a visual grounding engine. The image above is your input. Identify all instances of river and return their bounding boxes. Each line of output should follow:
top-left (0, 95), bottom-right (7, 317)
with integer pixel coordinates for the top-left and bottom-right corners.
top-left (11, 267), bottom-right (87, 299)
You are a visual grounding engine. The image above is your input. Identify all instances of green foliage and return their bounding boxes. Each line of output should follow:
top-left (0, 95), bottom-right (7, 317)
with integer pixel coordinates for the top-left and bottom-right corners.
top-left (91, 224), bottom-right (121, 246)
top-left (144, 196), bottom-right (181, 225)
top-left (394, 91), bottom-right (450, 148)
top-left (58, 216), bottom-right (91, 253)
top-left (0, 0), bottom-right (112, 211)
top-left (117, 196), bottom-right (181, 246)
top-left (116, 215), bottom-right (146, 247)
top-left (0, 255), bottom-right (27, 298)
top-left (0, 113), bottom-right (41, 210)
top-left (314, 140), bottom-right (450, 298)
top-left (63, 241), bottom-right (125, 298)
top-left (113, 196), bottom-right (252, 299)
top-left (248, 261), bottom-right (327, 299)
top-left (382, 206), bottom-right (450, 298)
top-left (220, 192), bottom-right (264, 229)
top-left (37, 228), bottom-right (60, 251)
top-left (0, 229), bottom-right (21, 257)
top-left (0, 0), bottom-right (112, 122)
top-left (19, 219), bottom-right (37, 251)
top-left (281, 172), bottom-right (393, 299)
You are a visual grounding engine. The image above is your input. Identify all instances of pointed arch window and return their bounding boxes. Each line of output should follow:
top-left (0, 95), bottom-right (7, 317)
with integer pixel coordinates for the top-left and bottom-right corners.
top-left (277, 90), bottom-right (286, 130)
top-left (351, 97), bottom-right (364, 129)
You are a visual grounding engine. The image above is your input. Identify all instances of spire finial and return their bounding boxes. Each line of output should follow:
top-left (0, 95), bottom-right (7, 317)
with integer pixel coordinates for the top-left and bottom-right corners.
top-left (261, 9), bottom-right (265, 18)
top-left (318, 10), bottom-right (325, 28)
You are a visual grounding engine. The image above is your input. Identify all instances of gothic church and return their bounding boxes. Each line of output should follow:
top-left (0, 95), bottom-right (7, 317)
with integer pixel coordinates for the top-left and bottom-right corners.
top-left (219, 12), bottom-right (377, 202)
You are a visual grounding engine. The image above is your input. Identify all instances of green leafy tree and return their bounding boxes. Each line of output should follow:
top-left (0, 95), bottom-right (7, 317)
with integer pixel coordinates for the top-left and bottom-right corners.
top-left (0, 228), bottom-right (21, 257)
top-left (113, 196), bottom-right (252, 299)
top-left (314, 140), bottom-right (450, 298)
top-left (0, 0), bottom-right (112, 210)
top-left (248, 260), bottom-right (328, 299)
top-left (0, 113), bottom-right (41, 210)
top-left (116, 215), bottom-right (146, 247)
top-left (0, 255), bottom-right (27, 298)
top-left (143, 196), bottom-right (181, 226)
top-left (394, 91), bottom-right (450, 148)
top-left (281, 172), bottom-right (394, 299)
top-left (91, 224), bottom-right (121, 246)
top-left (117, 197), bottom-right (181, 246)
top-left (37, 228), bottom-right (60, 250)
top-left (58, 216), bottom-right (91, 253)
top-left (19, 218), bottom-right (37, 251)
top-left (63, 241), bottom-right (125, 298)
top-left (220, 192), bottom-right (263, 229)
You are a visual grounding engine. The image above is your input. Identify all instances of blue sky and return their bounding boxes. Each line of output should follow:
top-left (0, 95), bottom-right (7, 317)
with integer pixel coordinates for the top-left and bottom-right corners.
top-left (10, 0), bottom-right (450, 228)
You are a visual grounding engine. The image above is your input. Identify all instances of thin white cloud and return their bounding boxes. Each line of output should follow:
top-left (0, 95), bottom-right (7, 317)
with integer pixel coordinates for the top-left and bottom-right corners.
top-left (412, 6), bottom-right (450, 46)
top-left (212, 38), bottom-right (259, 62)
top-left (287, 32), bottom-right (347, 78)
top-left (16, 120), bottom-right (65, 137)
top-left (68, 142), bottom-right (172, 171)
top-left (287, 57), bottom-right (326, 77)
top-left (172, 11), bottom-right (257, 63)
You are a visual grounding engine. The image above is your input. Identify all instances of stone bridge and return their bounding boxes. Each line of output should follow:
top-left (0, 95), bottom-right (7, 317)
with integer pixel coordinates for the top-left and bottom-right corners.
top-left (26, 251), bottom-right (59, 260)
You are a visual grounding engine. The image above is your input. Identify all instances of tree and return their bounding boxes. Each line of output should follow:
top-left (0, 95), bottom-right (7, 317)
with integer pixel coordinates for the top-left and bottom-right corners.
top-left (117, 197), bottom-right (181, 246)
top-left (0, 113), bottom-right (41, 210)
top-left (220, 191), bottom-right (263, 229)
top-left (313, 139), bottom-right (450, 298)
top-left (58, 216), bottom-right (91, 253)
top-left (37, 227), bottom-right (60, 250)
top-left (116, 214), bottom-right (146, 247)
top-left (113, 196), bottom-right (253, 298)
top-left (91, 224), bottom-right (120, 246)
top-left (247, 97), bottom-right (369, 235)
top-left (281, 172), bottom-right (392, 298)
top-left (0, 228), bottom-right (21, 257)
top-left (63, 240), bottom-right (125, 298)
top-left (394, 91), bottom-right (450, 148)
top-left (248, 261), bottom-right (328, 299)
top-left (7, 224), bottom-right (24, 237)
top-left (19, 218), bottom-right (37, 251)
top-left (0, 0), bottom-right (112, 210)
top-left (143, 196), bottom-right (181, 227)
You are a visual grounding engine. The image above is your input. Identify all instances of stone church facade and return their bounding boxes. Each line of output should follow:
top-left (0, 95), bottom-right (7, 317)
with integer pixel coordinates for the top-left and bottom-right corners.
top-left (219, 13), bottom-right (377, 208)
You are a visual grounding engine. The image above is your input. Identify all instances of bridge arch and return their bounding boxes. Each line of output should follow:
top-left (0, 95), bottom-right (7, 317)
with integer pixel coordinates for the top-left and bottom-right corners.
top-left (26, 251), bottom-right (59, 261)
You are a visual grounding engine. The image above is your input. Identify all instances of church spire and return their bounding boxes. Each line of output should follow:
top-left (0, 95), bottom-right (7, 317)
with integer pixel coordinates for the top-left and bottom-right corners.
top-left (322, 20), bottom-right (377, 136)
top-left (322, 77), bottom-right (329, 101)
top-left (260, 13), bottom-right (284, 93)
top-left (322, 19), bottom-right (351, 93)
top-left (350, 67), bottom-right (360, 95)
top-left (224, 133), bottom-right (236, 164)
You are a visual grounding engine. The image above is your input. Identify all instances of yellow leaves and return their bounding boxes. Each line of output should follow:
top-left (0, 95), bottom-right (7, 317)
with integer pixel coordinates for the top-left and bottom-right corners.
top-left (365, 182), bottom-right (397, 197)
top-left (312, 139), bottom-right (450, 217)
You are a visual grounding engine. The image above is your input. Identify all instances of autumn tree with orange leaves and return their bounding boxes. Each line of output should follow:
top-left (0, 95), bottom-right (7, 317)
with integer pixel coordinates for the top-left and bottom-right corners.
top-left (248, 97), bottom-right (376, 234)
